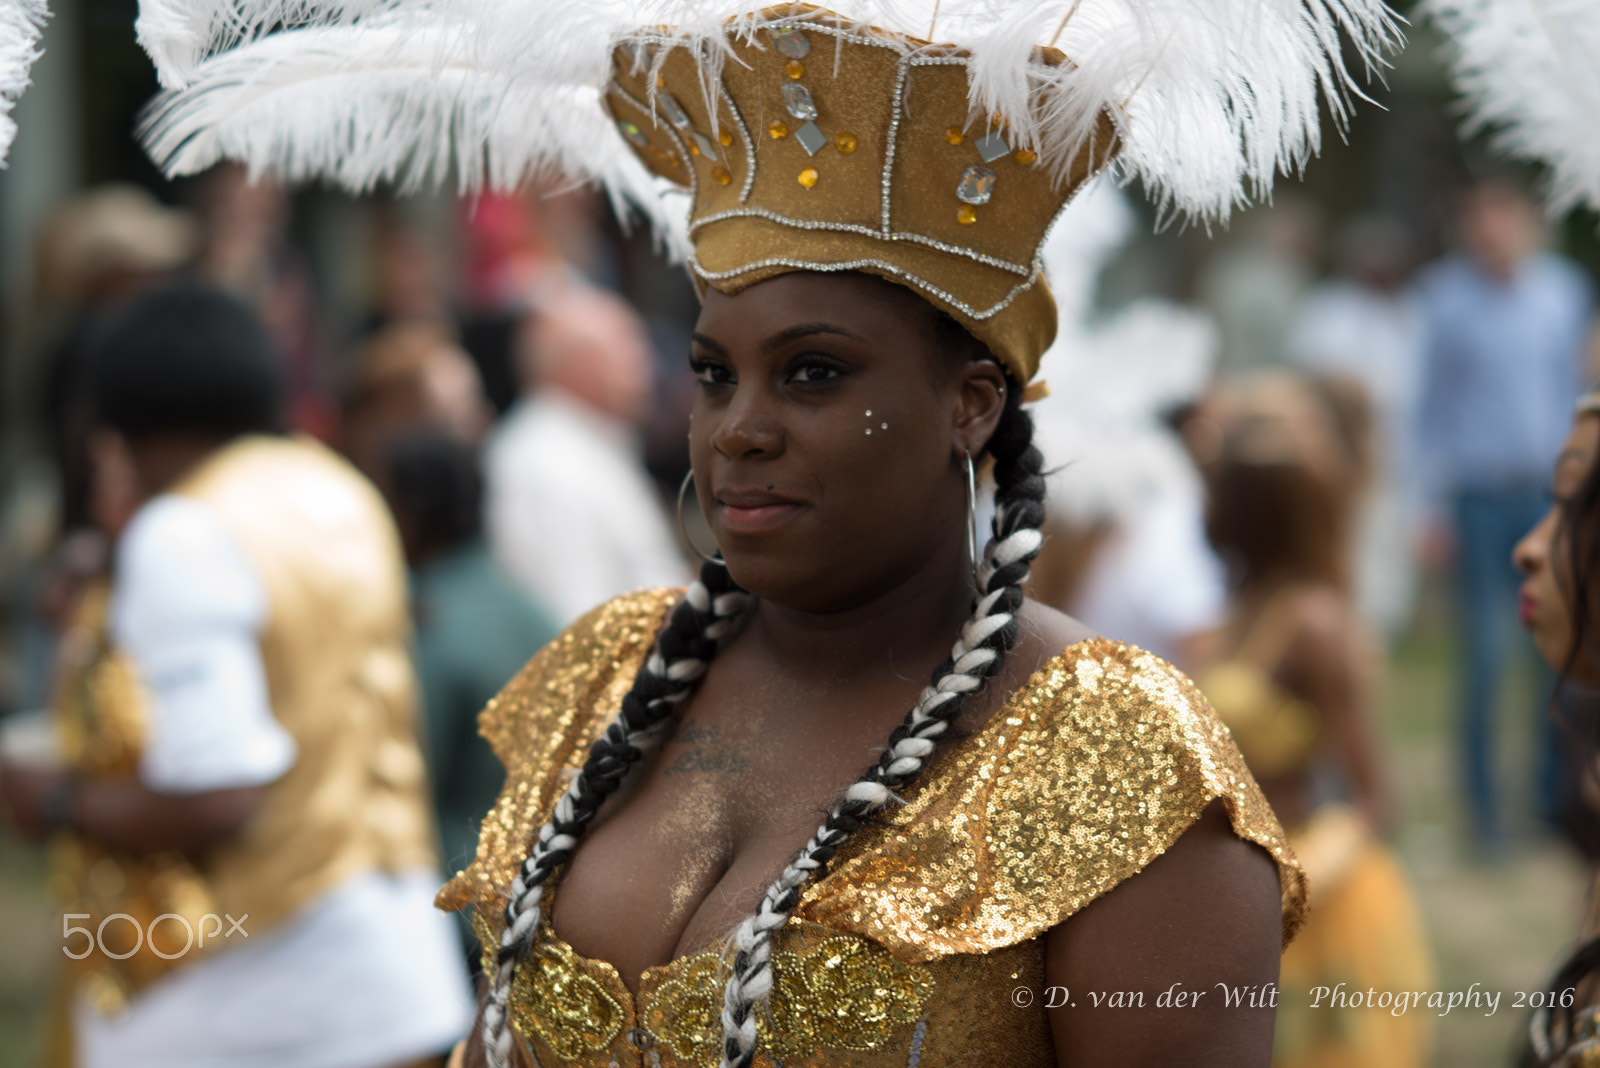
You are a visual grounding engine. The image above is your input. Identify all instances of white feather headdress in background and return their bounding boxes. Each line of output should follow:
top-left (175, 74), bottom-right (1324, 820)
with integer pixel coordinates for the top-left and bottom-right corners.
top-left (0, 0), bottom-right (47, 165)
top-left (1030, 179), bottom-right (1219, 529)
top-left (1423, 0), bottom-right (1600, 217)
top-left (134, 0), bottom-right (1401, 230)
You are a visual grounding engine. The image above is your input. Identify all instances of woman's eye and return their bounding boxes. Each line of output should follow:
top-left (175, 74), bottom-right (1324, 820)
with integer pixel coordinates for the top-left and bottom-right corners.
top-left (690, 359), bottom-right (733, 386)
top-left (788, 361), bottom-right (841, 384)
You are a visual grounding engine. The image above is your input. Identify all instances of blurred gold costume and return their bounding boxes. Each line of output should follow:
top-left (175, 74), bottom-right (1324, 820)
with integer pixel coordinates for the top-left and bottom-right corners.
top-left (439, 590), bottom-right (1308, 1067)
top-left (1200, 655), bottom-right (1433, 1068)
top-left (52, 436), bottom-right (438, 1011)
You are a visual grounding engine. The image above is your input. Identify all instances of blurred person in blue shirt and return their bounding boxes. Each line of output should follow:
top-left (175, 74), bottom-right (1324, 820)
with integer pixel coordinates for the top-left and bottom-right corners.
top-left (1414, 176), bottom-right (1595, 848)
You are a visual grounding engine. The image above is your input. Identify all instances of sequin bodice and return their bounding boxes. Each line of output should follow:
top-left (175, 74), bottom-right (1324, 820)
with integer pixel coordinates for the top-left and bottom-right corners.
top-left (438, 589), bottom-right (1308, 1067)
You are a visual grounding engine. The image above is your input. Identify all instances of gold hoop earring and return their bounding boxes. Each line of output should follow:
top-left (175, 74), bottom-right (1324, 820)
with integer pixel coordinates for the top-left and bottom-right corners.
top-left (677, 469), bottom-right (725, 566)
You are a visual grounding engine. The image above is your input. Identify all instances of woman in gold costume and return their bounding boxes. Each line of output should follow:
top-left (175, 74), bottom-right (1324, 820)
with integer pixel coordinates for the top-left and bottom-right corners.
top-left (1194, 376), bottom-right (1433, 1068)
top-left (130, 2), bottom-right (1401, 1065)
top-left (1514, 387), bottom-right (1600, 1067)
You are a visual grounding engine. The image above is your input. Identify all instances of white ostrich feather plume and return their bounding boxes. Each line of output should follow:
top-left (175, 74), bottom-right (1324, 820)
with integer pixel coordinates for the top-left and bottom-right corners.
top-left (1423, 0), bottom-right (1600, 217)
top-left (135, 0), bottom-right (1401, 228)
top-left (1030, 179), bottom-right (1218, 527)
top-left (0, 0), bottom-right (48, 165)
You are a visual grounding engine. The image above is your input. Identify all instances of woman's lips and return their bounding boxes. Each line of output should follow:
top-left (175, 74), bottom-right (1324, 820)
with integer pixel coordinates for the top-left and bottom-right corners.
top-left (715, 490), bottom-right (804, 534)
top-left (720, 503), bottom-right (801, 532)
top-left (1518, 593), bottom-right (1538, 628)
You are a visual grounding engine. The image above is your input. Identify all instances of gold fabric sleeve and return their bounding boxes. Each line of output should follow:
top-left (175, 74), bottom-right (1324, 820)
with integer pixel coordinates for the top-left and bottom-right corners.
top-left (438, 593), bottom-right (1308, 955)
top-left (435, 588), bottom-right (681, 913)
top-left (796, 639), bottom-right (1308, 957)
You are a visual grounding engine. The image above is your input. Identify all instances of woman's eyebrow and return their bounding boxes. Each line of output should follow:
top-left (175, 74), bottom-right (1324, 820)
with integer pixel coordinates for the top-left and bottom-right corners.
top-left (690, 332), bottom-right (729, 355)
top-left (763, 322), bottom-right (868, 351)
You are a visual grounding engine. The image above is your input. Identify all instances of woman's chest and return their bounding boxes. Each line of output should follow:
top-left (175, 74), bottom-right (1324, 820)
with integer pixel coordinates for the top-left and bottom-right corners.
top-left (551, 683), bottom-right (916, 989)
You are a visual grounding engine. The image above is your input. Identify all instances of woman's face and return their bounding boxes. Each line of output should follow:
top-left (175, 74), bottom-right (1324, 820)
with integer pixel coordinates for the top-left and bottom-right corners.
top-left (1515, 412), bottom-right (1600, 684)
top-left (689, 272), bottom-right (1005, 612)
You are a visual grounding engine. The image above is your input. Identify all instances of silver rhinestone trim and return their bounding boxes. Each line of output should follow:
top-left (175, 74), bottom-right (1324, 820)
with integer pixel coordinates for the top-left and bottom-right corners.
top-left (880, 58), bottom-right (910, 233)
top-left (716, 83), bottom-right (757, 204)
top-left (622, 21), bottom-right (962, 67)
top-left (687, 206), bottom-right (1031, 275)
top-left (688, 252), bottom-right (1042, 322)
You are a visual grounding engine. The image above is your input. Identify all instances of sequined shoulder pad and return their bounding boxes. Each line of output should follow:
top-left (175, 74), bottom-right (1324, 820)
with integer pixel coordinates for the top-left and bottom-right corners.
top-left (795, 638), bottom-right (1309, 960)
top-left (435, 588), bottom-right (678, 912)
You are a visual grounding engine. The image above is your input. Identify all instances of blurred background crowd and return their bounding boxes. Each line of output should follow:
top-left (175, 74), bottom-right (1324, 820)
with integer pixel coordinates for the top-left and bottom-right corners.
top-left (1, 1), bottom-right (1599, 1066)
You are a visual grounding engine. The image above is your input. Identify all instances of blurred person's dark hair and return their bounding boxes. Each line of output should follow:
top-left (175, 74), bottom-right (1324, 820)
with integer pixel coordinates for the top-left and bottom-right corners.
top-left (1563, 443), bottom-right (1600, 684)
top-left (1525, 434), bottom-right (1600, 1060)
top-left (379, 430), bottom-right (483, 567)
top-left (1205, 377), bottom-right (1352, 595)
top-left (91, 279), bottom-right (286, 442)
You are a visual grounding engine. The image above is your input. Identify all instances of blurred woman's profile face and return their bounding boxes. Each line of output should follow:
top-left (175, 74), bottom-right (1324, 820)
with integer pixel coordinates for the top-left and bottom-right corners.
top-left (1515, 413), bottom-right (1600, 684)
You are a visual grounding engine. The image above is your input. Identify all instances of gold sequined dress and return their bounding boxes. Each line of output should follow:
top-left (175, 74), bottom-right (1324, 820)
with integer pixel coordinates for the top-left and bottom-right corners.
top-left (438, 590), bottom-right (1309, 1067)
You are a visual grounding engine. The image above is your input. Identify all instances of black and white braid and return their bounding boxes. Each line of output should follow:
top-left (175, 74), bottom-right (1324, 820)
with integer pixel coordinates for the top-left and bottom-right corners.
top-left (717, 397), bottom-right (1046, 1068)
top-left (480, 562), bottom-right (752, 1068)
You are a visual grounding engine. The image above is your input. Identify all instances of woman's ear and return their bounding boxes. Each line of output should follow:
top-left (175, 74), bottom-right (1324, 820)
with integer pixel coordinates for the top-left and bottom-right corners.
top-left (951, 360), bottom-right (1009, 459)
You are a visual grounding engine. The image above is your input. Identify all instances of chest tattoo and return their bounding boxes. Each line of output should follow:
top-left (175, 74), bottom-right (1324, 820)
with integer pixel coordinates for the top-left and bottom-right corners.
top-left (663, 718), bottom-right (751, 776)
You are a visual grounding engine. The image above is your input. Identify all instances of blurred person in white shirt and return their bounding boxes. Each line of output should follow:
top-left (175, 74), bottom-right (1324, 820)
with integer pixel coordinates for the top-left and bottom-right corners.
top-left (0, 281), bottom-right (473, 1068)
top-left (485, 282), bottom-right (688, 625)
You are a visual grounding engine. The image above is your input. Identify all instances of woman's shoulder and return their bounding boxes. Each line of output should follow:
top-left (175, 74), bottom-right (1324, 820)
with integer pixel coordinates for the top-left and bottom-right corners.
top-left (473, 588), bottom-right (681, 750)
top-left (798, 609), bottom-right (1309, 961)
top-left (435, 587), bottom-right (680, 912)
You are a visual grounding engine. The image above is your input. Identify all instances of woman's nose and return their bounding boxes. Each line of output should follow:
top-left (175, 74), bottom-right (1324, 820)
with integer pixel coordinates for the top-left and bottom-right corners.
top-left (709, 388), bottom-right (784, 460)
top-left (1513, 508), bottom-right (1554, 576)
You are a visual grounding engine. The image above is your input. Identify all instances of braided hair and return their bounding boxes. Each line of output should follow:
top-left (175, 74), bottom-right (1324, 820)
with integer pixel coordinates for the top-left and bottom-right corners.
top-left (479, 377), bottom-right (1046, 1068)
top-left (479, 564), bottom-right (752, 1068)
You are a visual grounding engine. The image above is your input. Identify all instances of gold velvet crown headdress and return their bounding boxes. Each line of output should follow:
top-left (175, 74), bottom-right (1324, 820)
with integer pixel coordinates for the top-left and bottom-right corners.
top-left (603, 10), bottom-right (1112, 384)
top-left (134, 0), bottom-right (1401, 383)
